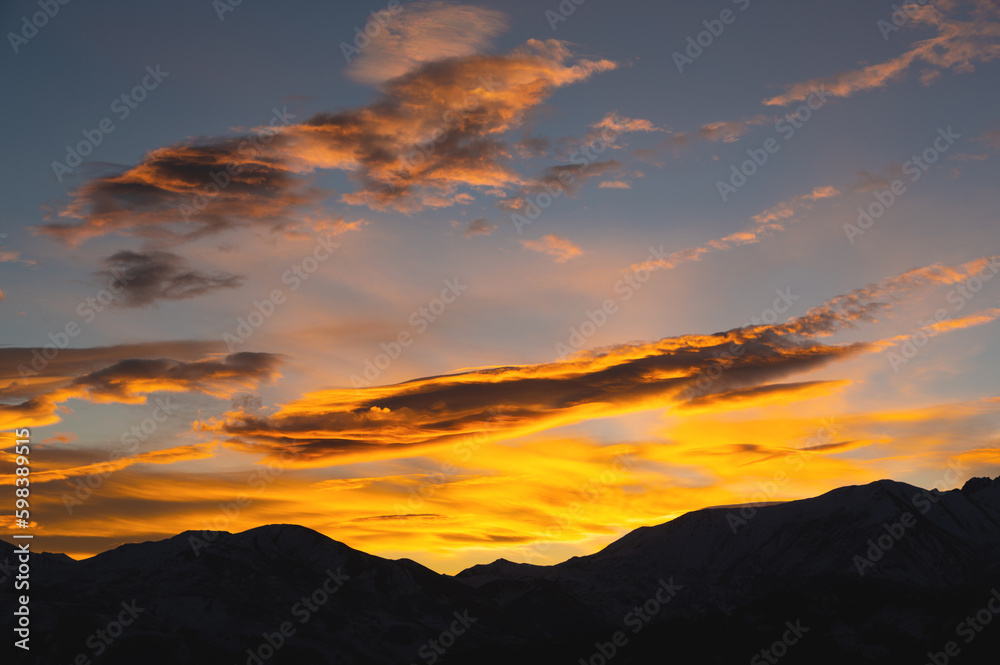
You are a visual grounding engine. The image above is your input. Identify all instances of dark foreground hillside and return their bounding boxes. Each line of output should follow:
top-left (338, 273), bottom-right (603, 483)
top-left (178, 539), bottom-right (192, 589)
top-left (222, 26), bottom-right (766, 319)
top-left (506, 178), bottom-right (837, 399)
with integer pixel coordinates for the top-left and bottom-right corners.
top-left (4, 475), bottom-right (1000, 664)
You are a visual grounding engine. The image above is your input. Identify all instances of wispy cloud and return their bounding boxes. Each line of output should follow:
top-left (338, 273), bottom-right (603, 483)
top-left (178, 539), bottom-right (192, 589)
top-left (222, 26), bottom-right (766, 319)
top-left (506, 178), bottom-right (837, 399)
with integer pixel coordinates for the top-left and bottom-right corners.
top-left (0, 444), bottom-right (215, 485)
top-left (344, 1), bottom-right (508, 85)
top-left (0, 251), bottom-right (37, 266)
top-left (519, 233), bottom-right (584, 263)
top-left (461, 217), bottom-right (496, 237)
top-left (661, 115), bottom-right (774, 149)
top-left (763, 1), bottom-right (1000, 105)
top-left (631, 186), bottom-right (840, 272)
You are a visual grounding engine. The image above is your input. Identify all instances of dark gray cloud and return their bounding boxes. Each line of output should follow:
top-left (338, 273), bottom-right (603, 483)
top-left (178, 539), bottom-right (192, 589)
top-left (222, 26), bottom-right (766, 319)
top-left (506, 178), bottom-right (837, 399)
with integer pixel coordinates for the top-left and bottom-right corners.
top-left (463, 218), bottom-right (496, 237)
top-left (96, 250), bottom-right (245, 307)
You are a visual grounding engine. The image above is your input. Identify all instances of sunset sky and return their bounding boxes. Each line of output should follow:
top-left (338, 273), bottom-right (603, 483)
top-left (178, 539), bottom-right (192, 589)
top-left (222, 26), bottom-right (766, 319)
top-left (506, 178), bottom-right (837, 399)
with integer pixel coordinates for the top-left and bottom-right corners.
top-left (1, 0), bottom-right (999, 573)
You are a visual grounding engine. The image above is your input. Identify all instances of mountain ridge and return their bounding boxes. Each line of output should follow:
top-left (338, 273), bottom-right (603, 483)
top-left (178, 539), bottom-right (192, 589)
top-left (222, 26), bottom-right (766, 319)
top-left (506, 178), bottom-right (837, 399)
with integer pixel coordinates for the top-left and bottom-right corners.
top-left (3, 474), bottom-right (1000, 664)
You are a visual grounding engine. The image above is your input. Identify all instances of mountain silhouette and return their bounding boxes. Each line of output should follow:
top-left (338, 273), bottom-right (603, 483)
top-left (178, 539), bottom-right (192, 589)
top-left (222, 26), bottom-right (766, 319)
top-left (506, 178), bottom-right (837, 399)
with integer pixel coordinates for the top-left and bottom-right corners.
top-left (4, 475), bottom-right (1000, 664)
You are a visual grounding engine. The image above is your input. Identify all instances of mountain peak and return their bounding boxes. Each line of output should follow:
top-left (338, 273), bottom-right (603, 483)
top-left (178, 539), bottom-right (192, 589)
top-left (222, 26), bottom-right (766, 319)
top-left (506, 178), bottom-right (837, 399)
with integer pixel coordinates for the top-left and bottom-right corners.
top-left (456, 556), bottom-right (547, 579)
top-left (183, 523), bottom-right (358, 563)
top-left (961, 474), bottom-right (1000, 495)
top-left (8, 472), bottom-right (1000, 663)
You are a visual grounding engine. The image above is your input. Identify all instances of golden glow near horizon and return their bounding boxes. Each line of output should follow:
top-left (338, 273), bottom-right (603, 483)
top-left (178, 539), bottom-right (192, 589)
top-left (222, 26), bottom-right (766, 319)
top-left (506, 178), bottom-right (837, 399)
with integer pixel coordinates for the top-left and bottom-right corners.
top-left (7, 259), bottom-right (1000, 572)
top-left (2, 0), bottom-right (999, 574)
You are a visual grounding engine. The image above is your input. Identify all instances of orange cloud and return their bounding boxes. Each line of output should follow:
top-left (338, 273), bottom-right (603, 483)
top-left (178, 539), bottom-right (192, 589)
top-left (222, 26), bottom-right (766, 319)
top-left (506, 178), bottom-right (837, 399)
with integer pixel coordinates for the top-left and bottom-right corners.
top-left (630, 185), bottom-right (840, 272)
top-left (19, 395), bottom-right (1000, 569)
top-left (519, 234), bottom-right (584, 263)
top-left (592, 112), bottom-right (663, 135)
top-left (40, 40), bottom-right (616, 245)
top-left (694, 115), bottom-right (773, 143)
top-left (676, 380), bottom-right (853, 414)
top-left (582, 112), bottom-right (664, 149)
top-left (775, 256), bottom-right (999, 338)
top-left (763, 1), bottom-right (1000, 105)
top-left (0, 348), bottom-right (281, 430)
top-left (200, 257), bottom-right (998, 469)
top-left (498, 159), bottom-right (623, 215)
top-left (661, 115), bottom-right (774, 149)
top-left (0, 444), bottom-right (214, 485)
top-left (344, 1), bottom-right (508, 84)
top-left (0, 250), bottom-right (37, 266)
top-left (42, 139), bottom-right (324, 246)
